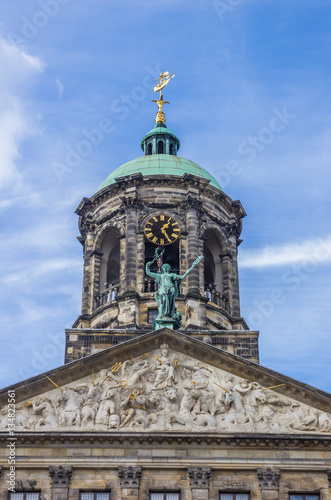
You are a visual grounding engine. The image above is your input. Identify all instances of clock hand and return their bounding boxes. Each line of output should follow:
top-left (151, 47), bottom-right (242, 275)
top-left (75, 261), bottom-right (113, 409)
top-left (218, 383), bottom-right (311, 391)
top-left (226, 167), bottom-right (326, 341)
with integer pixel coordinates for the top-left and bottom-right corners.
top-left (161, 227), bottom-right (172, 243)
top-left (161, 221), bottom-right (171, 230)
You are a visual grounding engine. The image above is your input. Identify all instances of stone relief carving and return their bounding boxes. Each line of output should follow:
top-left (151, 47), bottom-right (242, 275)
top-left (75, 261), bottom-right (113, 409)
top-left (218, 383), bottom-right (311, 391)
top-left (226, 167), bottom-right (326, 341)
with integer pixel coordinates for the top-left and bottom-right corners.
top-left (188, 467), bottom-right (211, 488)
top-left (49, 466), bottom-right (72, 487)
top-left (257, 468), bottom-right (281, 489)
top-left (3, 345), bottom-right (331, 434)
top-left (118, 466), bottom-right (142, 488)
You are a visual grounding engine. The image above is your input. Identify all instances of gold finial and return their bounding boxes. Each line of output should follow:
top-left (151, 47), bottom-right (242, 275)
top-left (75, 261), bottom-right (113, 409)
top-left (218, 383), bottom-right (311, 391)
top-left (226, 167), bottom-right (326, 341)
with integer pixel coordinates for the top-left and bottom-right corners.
top-left (152, 71), bottom-right (175, 124)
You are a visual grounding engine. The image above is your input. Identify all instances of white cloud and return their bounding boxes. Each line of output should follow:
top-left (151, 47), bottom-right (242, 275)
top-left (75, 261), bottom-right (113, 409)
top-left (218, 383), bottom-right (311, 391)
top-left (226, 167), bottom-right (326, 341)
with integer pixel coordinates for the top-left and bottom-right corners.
top-left (0, 38), bottom-right (43, 189)
top-left (239, 235), bottom-right (331, 268)
top-left (3, 257), bottom-right (81, 285)
top-left (55, 78), bottom-right (64, 98)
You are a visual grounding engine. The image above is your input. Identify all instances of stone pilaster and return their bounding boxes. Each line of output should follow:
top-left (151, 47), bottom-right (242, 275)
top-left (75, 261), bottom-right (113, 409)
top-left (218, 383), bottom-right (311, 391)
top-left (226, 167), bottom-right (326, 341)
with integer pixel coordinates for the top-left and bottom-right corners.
top-left (257, 468), bottom-right (281, 500)
top-left (228, 233), bottom-right (241, 317)
top-left (327, 469), bottom-right (331, 487)
top-left (118, 466), bottom-right (142, 500)
top-left (186, 207), bottom-right (201, 296)
top-left (188, 466), bottom-right (211, 500)
top-left (124, 206), bottom-right (138, 292)
top-left (49, 465), bottom-right (72, 500)
top-left (81, 228), bottom-right (94, 316)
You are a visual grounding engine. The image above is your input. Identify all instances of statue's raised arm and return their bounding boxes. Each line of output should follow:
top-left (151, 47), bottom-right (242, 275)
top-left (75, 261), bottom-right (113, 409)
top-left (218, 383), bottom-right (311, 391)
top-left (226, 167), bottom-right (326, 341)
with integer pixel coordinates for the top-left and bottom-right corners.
top-left (145, 247), bottom-right (165, 279)
top-left (179, 255), bottom-right (204, 280)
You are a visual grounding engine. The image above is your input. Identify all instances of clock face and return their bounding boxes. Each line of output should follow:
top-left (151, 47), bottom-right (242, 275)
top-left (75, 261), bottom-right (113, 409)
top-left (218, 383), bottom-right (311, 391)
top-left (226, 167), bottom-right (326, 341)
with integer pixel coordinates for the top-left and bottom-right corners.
top-left (144, 214), bottom-right (181, 246)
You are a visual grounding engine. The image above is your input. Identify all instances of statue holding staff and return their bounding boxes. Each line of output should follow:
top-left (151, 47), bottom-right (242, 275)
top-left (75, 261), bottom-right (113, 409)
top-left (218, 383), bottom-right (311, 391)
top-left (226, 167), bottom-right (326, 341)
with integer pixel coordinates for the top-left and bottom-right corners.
top-left (146, 248), bottom-right (204, 328)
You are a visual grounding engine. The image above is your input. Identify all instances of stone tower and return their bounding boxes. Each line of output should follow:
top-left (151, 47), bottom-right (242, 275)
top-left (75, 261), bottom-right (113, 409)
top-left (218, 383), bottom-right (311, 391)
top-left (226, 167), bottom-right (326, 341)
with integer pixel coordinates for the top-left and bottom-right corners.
top-left (65, 88), bottom-right (259, 363)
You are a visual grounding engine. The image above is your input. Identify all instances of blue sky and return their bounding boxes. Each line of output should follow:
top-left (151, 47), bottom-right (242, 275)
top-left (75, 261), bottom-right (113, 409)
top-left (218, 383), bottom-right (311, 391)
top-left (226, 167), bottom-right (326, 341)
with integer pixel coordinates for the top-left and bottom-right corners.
top-left (0, 0), bottom-right (330, 391)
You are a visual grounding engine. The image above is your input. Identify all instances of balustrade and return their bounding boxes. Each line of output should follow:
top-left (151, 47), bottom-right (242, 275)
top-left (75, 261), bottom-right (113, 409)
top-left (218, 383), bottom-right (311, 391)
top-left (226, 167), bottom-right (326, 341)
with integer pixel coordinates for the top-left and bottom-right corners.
top-left (204, 286), bottom-right (229, 312)
top-left (144, 277), bottom-right (159, 293)
top-left (94, 283), bottom-right (120, 309)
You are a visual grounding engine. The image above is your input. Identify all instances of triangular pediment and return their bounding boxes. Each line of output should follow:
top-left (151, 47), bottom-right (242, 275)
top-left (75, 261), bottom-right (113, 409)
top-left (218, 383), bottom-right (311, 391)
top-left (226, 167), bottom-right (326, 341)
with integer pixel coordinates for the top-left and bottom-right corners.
top-left (1, 328), bottom-right (330, 435)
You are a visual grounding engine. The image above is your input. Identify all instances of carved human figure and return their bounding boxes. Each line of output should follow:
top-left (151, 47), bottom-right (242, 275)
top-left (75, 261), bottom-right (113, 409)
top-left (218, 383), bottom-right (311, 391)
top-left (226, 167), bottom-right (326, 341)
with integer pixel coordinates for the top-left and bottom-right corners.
top-left (81, 385), bottom-right (101, 429)
top-left (181, 362), bottom-right (216, 414)
top-left (95, 388), bottom-right (116, 427)
top-left (171, 385), bottom-right (201, 427)
top-left (224, 375), bottom-right (246, 414)
top-left (319, 412), bottom-right (331, 432)
top-left (0, 405), bottom-right (8, 430)
top-left (153, 344), bottom-right (176, 390)
top-left (119, 388), bottom-right (147, 429)
top-left (97, 369), bottom-right (122, 397)
top-left (33, 397), bottom-right (58, 430)
top-left (57, 387), bottom-right (83, 428)
top-left (121, 359), bottom-right (150, 390)
top-left (146, 250), bottom-right (203, 325)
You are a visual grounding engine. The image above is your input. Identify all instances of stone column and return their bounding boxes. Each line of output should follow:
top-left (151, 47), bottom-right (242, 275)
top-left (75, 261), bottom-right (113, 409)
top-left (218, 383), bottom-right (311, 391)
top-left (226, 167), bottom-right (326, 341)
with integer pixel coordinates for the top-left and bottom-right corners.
top-left (186, 207), bottom-right (200, 296)
top-left (165, 137), bottom-right (170, 154)
top-left (118, 466), bottom-right (142, 500)
top-left (81, 226), bottom-right (94, 316)
top-left (91, 250), bottom-right (103, 304)
top-left (188, 467), bottom-right (211, 500)
top-left (117, 202), bottom-right (139, 327)
top-left (125, 206), bottom-right (138, 292)
top-left (228, 233), bottom-right (241, 317)
top-left (49, 466), bottom-right (72, 500)
top-left (257, 468), bottom-right (281, 500)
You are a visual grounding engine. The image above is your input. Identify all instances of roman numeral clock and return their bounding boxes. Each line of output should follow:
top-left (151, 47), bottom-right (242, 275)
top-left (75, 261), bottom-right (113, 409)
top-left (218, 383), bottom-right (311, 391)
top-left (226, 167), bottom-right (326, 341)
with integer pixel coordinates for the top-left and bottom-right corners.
top-left (144, 214), bottom-right (181, 246)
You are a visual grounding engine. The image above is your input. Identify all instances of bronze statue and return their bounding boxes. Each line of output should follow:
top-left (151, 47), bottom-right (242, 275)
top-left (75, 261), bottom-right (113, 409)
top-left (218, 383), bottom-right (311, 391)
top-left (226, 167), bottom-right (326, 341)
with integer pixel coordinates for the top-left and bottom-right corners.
top-left (146, 248), bottom-right (203, 328)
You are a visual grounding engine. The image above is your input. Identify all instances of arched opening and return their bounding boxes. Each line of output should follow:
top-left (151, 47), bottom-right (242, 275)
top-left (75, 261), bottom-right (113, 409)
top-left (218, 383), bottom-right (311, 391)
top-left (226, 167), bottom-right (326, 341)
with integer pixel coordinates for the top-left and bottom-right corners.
top-left (203, 229), bottom-right (223, 293)
top-left (157, 140), bottom-right (164, 154)
top-left (147, 143), bottom-right (152, 155)
top-left (169, 143), bottom-right (174, 155)
top-left (99, 228), bottom-right (121, 294)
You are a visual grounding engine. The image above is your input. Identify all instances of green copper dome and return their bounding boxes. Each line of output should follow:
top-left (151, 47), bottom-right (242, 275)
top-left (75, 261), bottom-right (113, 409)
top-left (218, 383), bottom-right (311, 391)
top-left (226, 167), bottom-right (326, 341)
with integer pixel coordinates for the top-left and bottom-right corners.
top-left (98, 155), bottom-right (223, 191)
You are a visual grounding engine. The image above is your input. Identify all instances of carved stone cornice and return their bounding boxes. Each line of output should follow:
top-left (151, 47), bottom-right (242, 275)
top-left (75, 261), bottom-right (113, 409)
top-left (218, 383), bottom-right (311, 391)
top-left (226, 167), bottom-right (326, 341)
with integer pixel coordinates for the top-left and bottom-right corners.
top-left (118, 466), bottom-right (142, 488)
top-left (49, 466), bottom-right (72, 488)
top-left (257, 468), bottom-right (281, 489)
top-left (1, 432), bottom-right (331, 450)
top-left (188, 467), bottom-right (211, 488)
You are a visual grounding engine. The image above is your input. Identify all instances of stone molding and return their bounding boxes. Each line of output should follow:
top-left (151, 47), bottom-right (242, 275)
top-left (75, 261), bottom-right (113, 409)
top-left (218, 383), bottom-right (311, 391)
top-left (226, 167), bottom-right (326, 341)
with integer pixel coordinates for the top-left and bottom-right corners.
top-left (257, 468), bottom-right (281, 489)
top-left (2, 433), bottom-right (331, 449)
top-left (188, 466), bottom-right (211, 488)
top-left (49, 465), bottom-right (72, 487)
top-left (118, 466), bottom-right (142, 488)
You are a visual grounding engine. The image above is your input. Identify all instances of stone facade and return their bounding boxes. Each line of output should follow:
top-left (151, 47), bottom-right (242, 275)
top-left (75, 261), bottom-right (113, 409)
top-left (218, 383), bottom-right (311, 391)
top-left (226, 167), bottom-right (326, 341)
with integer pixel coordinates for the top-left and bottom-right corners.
top-left (1, 330), bottom-right (331, 499)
